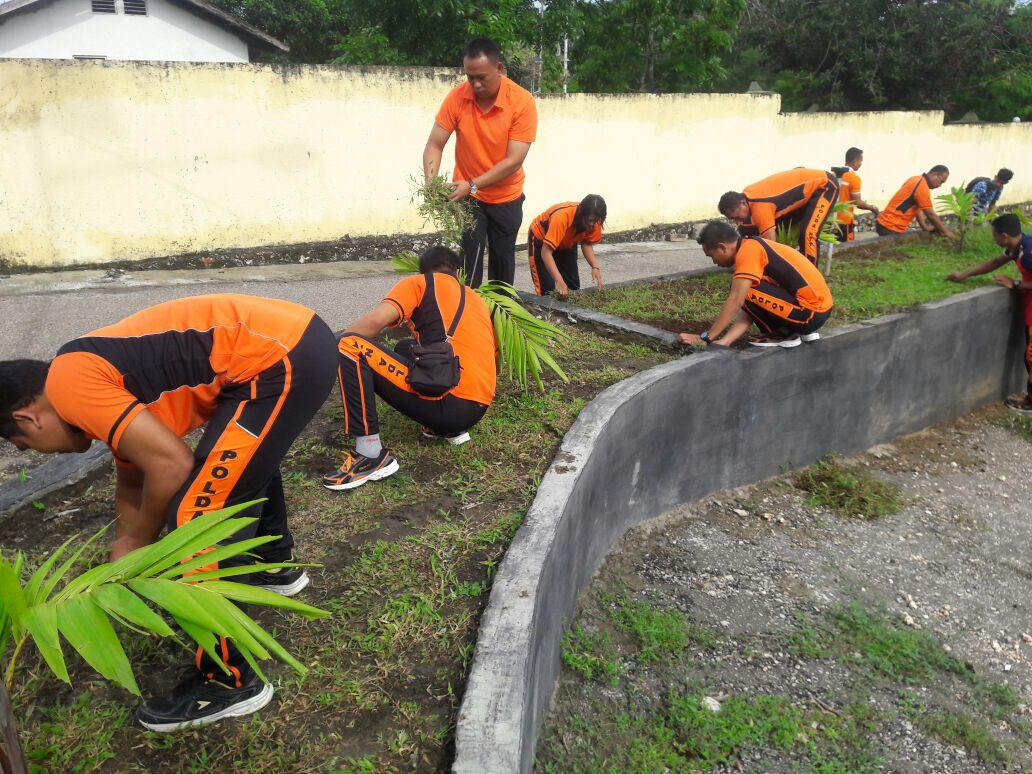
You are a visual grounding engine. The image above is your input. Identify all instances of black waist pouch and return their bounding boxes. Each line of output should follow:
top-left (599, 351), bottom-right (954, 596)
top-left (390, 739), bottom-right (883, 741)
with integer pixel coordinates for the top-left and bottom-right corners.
top-left (406, 273), bottom-right (466, 397)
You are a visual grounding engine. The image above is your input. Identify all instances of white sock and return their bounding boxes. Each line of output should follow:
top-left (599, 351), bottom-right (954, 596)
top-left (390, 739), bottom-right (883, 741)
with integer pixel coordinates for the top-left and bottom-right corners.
top-left (356, 434), bottom-right (382, 459)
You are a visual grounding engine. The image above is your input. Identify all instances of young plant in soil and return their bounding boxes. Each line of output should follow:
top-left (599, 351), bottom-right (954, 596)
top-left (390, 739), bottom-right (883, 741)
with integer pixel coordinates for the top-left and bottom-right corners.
top-left (792, 456), bottom-right (906, 519)
top-left (935, 185), bottom-right (978, 251)
top-left (0, 503), bottom-right (327, 771)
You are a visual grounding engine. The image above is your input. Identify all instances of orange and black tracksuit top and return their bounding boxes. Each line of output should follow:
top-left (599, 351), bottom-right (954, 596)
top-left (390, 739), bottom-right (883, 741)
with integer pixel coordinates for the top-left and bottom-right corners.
top-left (45, 294), bottom-right (316, 462)
top-left (741, 169), bottom-right (837, 235)
top-left (529, 202), bottom-right (603, 251)
top-left (877, 174), bottom-right (934, 233)
top-left (734, 238), bottom-right (833, 313)
top-left (384, 274), bottom-right (497, 405)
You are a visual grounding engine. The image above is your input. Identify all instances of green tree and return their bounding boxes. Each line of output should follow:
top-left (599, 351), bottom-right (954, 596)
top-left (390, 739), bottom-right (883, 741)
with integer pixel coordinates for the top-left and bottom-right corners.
top-left (724, 0), bottom-right (1031, 120)
top-left (208, 0), bottom-right (349, 62)
top-left (571, 0), bottom-right (744, 93)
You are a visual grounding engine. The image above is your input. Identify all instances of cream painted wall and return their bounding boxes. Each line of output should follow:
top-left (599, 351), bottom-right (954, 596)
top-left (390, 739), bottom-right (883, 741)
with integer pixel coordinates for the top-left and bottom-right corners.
top-left (1, 59), bottom-right (1030, 268)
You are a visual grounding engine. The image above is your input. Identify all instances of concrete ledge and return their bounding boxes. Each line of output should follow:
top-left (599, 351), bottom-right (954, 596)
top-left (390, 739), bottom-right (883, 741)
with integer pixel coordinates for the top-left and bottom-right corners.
top-left (0, 445), bottom-right (111, 519)
top-left (453, 285), bottom-right (1026, 773)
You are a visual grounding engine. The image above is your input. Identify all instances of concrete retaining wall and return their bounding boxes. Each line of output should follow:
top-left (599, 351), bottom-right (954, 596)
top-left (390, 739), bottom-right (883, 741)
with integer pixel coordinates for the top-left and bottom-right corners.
top-left (453, 286), bottom-right (1027, 772)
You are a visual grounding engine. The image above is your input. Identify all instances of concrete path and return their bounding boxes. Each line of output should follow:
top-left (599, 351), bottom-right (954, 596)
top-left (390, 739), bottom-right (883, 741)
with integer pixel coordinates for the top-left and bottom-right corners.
top-left (0, 241), bottom-right (711, 360)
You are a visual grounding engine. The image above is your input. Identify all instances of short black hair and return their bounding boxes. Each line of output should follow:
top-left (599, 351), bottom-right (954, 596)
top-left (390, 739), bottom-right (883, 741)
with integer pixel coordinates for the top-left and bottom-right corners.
top-left (718, 191), bottom-right (746, 216)
top-left (419, 246), bottom-right (462, 274)
top-left (0, 359), bottom-right (49, 439)
top-left (997, 168), bottom-right (1014, 183)
top-left (991, 213), bottom-right (1022, 237)
top-left (697, 220), bottom-right (740, 249)
top-left (928, 164), bottom-right (949, 175)
top-left (574, 194), bottom-right (607, 233)
top-left (462, 38), bottom-right (501, 62)
top-left (845, 147), bottom-right (863, 163)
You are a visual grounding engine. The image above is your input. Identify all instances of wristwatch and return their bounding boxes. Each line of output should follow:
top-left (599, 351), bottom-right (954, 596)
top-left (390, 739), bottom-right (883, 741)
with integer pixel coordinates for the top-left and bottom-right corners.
top-left (468, 180), bottom-right (479, 196)
top-left (1014, 278), bottom-right (1021, 290)
top-left (699, 331), bottom-right (712, 344)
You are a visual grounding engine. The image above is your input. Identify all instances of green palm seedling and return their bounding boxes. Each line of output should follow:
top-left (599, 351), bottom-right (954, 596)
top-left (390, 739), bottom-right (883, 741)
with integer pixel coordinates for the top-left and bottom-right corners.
top-left (391, 252), bottom-right (569, 391)
top-left (2, 502), bottom-right (327, 694)
top-left (936, 185), bottom-right (977, 250)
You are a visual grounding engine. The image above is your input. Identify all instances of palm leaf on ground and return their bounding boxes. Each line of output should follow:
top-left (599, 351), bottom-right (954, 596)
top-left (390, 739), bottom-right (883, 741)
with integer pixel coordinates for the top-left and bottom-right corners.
top-left (1, 501), bottom-right (328, 696)
top-left (390, 254), bottom-right (569, 391)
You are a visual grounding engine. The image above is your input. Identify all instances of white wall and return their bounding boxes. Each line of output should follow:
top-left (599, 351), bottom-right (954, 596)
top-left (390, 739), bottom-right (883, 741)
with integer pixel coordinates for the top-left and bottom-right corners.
top-left (0, 0), bottom-right (249, 62)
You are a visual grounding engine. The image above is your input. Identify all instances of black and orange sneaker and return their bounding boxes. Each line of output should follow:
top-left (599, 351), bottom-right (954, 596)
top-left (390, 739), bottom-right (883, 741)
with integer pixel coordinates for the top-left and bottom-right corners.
top-left (136, 668), bottom-right (273, 732)
top-left (1005, 395), bottom-right (1032, 414)
top-left (321, 449), bottom-right (399, 491)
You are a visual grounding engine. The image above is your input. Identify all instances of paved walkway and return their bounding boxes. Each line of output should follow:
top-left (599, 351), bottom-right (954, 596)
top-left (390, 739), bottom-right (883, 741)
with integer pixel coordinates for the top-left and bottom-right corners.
top-left (0, 241), bottom-right (712, 360)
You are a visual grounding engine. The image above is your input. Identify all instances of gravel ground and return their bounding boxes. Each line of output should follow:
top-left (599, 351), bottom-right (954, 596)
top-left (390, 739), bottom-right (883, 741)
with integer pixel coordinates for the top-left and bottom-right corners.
top-left (540, 403), bottom-right (1032, 772)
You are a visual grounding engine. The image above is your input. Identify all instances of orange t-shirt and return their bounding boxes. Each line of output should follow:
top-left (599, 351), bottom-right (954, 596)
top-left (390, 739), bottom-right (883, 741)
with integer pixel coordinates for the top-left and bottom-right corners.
top-left (877, 174), bottom-right (934, 233)
top-left (742, 169), bottom-right (834, 234)
top-left (435, 77), bottom-right (537, 205)
top-left (734, 237), bottom-right (833, 313)
top-left (529, 202), bottom-right (603, 251)
top-left (46, 294), bottom-right (315, 454)
top-left (837, 170), bottom-right (862, 225)
top-left (384, 274), bottom-right (496, 405)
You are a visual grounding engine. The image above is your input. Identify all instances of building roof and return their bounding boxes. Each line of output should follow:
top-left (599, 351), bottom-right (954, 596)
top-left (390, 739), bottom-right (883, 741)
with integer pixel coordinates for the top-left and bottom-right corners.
top-left (0, 0), bottom-right (289, 53)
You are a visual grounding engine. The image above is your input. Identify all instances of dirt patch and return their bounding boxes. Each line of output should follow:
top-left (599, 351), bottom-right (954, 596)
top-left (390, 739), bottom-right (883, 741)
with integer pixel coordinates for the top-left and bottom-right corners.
top-left (540, 403), bottom-right (1032, 772)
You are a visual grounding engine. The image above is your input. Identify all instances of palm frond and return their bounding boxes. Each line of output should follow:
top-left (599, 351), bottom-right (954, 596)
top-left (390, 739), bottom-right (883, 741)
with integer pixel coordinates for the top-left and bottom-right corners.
top-left (2, 502), bottom-right (328, 694)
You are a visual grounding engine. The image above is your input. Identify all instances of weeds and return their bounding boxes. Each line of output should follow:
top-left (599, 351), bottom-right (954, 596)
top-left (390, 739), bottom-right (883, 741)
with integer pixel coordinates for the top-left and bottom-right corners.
top-left (561, 627), bottom-right (621, 684)
top-left (794, 456), bottom-right (907, 519)
top-left (611, 598), bottom-right (714, 663)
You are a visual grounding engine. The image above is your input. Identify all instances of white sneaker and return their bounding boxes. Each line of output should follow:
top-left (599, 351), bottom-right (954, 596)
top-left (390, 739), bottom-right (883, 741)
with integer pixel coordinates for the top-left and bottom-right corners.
top-left (750, 335), bottom-right (801, 348)
top-left (800, 332), bottom-right (821, 342)
top-left (421, 428), bottom-right (471, 445)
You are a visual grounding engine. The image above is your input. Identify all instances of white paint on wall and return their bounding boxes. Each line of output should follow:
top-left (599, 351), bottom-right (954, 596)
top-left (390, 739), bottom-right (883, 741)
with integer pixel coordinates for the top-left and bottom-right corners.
top-left (0, 0), bottom-right (249, 62)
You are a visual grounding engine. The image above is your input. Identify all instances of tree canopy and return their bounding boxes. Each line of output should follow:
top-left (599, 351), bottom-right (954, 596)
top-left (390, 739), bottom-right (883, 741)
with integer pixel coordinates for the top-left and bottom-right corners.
top-left (211, 0), bottom-right (1032, 120)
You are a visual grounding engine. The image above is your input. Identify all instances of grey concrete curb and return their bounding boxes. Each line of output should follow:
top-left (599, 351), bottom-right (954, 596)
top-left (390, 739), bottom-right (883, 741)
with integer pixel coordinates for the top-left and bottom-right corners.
top-left (0, 445), bottom-right (111, 519)
top-left (453, 285), bottom-right (1026, 773)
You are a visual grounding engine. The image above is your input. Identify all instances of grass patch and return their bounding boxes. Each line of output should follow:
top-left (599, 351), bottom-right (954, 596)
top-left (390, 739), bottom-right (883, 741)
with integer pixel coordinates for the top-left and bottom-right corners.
top-left (611, 598), bottom-right (715, 663)
top-left (570, 227), bottom-right (1008, 332)
top-left (7, 321), bottom-right (673, 772)
top-left (993, 411), bottom-right (1032, 444)
top-left (789, 601), bottom-right (965, 683)
top-left (901, 692), bottom-right (1011, 765)
top-left (537, 691), bottom-right (883, 773)
top-left (561, 627), bottom-right (622, 684)
top-left (793, 456), bottom-right (907, 519)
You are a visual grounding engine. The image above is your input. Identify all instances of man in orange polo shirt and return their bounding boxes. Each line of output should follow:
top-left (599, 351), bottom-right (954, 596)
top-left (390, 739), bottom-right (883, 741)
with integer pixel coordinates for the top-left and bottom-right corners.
top-left (718, 168), bottom-right (839, 265)
top-left (679, 221), bottom-right (833, 349)
top-left (831, 147), bottom-right (880, 241)
top-left (422, 37), bottom-right (537, 288)
top-left (0, 294), bottom-right (338, 731)
top-left (876, 165), bottom-right (956, 238)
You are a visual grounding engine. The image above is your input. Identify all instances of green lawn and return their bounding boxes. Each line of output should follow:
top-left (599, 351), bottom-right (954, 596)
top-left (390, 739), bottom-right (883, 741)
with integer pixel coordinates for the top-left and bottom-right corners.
top-left (571, 228), bottom-right (1013, 332)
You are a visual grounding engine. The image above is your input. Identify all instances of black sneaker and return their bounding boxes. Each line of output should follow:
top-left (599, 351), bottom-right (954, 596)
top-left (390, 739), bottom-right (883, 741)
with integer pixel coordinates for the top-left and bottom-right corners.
top-left (251, 564), bottom-right (309, 597)
top-left (321, 448), bottom-right (399, 491)
top-left (136, 669), bottom-right (273, 732)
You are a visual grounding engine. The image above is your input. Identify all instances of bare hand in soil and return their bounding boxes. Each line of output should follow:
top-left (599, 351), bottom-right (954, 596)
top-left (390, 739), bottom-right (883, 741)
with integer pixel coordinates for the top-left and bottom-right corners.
top-left (946, 272), bottom-right (965, 282)
top-left (555, 280), bottom-right (570, 300)
top-left (678, 332), bottom-right (702, 346)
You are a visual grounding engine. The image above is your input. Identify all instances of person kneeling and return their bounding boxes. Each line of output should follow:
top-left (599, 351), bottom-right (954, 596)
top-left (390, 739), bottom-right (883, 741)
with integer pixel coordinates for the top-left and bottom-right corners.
top-left (679, 221), bottom-right (834, 349)
top-left (323, 246), bottom-right (497, 490)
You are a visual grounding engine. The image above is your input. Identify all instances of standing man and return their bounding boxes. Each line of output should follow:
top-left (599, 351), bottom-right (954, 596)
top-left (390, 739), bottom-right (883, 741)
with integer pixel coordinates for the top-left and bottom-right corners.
top-left (718, 168), bottom-right (840, 266)
top-left (966, 168), bottom-right (1014, 217)
top-left (0, 294), bottom-right (338, 730)
top-left (875, 165), bottom-right (956, 238)
top-left (831, 147), bottom-right (879, 242)
top-left (422, 38), bottom-right (538, 288)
